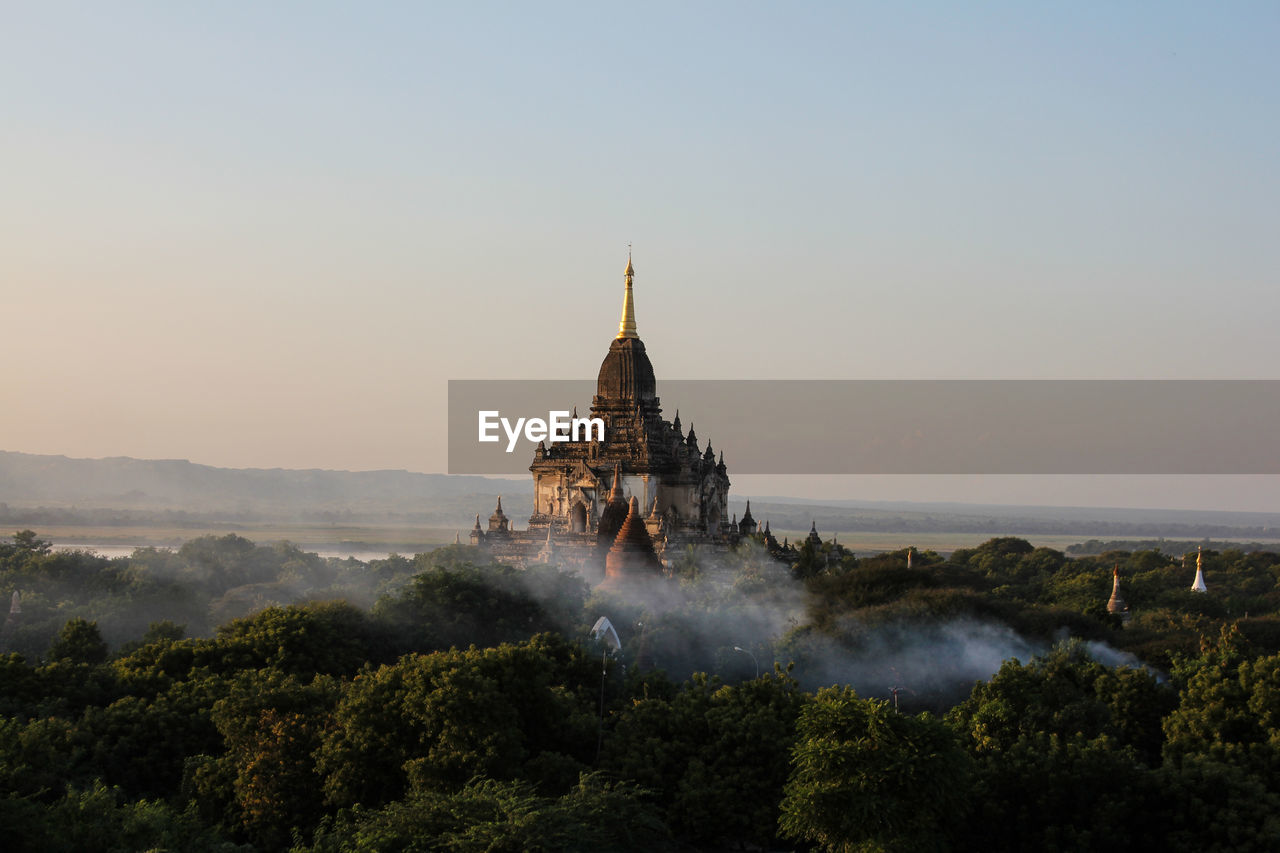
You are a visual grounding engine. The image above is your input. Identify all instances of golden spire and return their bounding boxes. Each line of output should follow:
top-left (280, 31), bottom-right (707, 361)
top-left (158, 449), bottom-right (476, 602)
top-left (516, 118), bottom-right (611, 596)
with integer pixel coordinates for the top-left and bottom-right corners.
top-left (617, 248), bottom-right (637, 339)
top-left (1191, 545), bottom-right (1208, 593)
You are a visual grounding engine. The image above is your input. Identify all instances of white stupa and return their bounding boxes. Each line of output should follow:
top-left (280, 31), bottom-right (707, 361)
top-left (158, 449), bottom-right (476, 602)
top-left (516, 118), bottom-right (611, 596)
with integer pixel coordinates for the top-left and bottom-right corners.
top-left (1190, 546), bottom-right (1208, 593)
top-left (538, 525), bottom-right (558, 564)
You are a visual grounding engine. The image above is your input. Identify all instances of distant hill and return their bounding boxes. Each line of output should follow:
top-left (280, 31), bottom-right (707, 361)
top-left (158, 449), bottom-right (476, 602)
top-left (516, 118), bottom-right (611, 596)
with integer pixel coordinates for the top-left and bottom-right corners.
top-left (0, 450), bottom-right (512, 523)
top-left (727, 498), bottom-right (1280, 541)
top-left (740, 494), bottom-right (1280, 529)
top-left (2, 450), bottom-right (1278, 543)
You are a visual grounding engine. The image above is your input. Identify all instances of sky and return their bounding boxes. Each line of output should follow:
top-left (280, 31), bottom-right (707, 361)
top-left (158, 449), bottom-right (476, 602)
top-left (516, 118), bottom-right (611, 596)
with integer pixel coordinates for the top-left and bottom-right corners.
top-left (3, 3), bottom-right (1278, 511)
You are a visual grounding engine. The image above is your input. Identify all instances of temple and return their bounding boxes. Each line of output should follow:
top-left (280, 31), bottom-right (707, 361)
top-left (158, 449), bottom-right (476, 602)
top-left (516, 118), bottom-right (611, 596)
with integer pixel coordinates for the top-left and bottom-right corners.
top-left (1106, 564), bottom-right (1130, 622)
top-left (470, 254), bottom-right (761, 581)
top-left (1190, 546), bottom-right (1208, 593)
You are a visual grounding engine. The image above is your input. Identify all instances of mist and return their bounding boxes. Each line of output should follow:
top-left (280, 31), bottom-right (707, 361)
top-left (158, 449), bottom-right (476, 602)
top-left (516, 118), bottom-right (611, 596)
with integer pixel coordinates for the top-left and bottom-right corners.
top-left (0, 527), bottom-right (1158, 715)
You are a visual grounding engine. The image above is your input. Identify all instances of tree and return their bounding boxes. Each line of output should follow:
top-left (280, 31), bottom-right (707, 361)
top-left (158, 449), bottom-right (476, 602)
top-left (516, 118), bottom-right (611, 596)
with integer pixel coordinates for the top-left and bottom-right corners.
top-left (603, 670), bottom-right (807, 847)
top-left (318, 634), bottom-right (597, 809)
top-left (203, 671), bottom-right (339, 847)
top-left (116, 620), bottom-right (187, 658)
top-left (1163, 626), bottom-right (1280, 781)
top-left (304, 773), bottom-right (670, 853)
top-left (371, 563), bottom-right (585, 654)
top-left (779, 686), bottom-right (971, 852)
top-left (210, 601), bottom-right (392, 677)
top-left (957, 733), bottom-right (1162, 852)
top-left (670, 672), bottom-right (807, 847)
top-left (0, 779), bottom-right (247, 853)
top-left (48, 618), bottom-right (108, 665)
top-left (12, 530), bottom-right (52, 555)
top-left (791, 539), bottom-right (824, 580)
top-left (947, 642), bottom-right (1174, 764)
top-left (1154, 754), bottom-right (1280, 852)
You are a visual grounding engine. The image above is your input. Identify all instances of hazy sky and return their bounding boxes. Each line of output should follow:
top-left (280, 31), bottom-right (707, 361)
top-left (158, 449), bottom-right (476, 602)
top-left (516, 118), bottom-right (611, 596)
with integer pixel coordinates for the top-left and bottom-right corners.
top-left (4, 3), bottom-right (1278, 511)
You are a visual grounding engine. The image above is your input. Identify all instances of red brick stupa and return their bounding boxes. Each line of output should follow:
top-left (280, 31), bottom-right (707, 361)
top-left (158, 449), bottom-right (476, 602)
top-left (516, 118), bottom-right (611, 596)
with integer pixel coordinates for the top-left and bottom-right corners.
top-left (600, 496), bottom-right (663, 589)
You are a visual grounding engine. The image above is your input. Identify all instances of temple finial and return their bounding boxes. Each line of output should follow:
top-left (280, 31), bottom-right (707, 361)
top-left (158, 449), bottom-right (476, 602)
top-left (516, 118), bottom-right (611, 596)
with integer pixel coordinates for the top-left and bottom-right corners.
top-left (610, 462), bottom-right (624, 501)
top-left (617, 250), bottom-right (638, 338)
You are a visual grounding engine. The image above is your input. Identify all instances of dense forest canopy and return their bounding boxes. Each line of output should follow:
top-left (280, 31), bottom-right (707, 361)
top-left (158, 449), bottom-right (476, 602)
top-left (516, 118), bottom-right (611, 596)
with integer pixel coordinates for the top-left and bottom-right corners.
top-left (2, 529), bottom-right (1279, 850)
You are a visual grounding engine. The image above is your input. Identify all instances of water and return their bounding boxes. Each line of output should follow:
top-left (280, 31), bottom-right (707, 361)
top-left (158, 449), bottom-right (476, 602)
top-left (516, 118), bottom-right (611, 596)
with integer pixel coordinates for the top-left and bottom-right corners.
top-left (52, 544), bottom-right (422, 562)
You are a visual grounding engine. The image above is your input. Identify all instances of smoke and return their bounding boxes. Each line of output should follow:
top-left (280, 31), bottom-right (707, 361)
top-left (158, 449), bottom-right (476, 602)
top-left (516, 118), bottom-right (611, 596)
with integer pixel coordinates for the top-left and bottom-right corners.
top-left (777, 617), bottom-right (1043, 707)
top-left (5, 531), bottom-right (1161, 707)
top-left (1080, 637), bottom-right (1167, 681)
top-left (550, 540), bottom-right (1160, 708)
top-left (567, 541), bottom-right (1036, 704)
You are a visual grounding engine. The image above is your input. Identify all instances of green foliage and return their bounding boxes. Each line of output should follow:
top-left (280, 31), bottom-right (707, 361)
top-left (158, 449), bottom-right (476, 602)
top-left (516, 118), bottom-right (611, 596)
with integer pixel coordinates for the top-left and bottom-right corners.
top-left (373, 562), bottom-right (587, 653)
top-left (806, 563), bottom-right (941, 617)
top-left (11, 529), bottom-right (52, 555)
top-left (960, 733), bottom-right (1163, 852)
top-left (302, 773), bottom-right (671, 853)
top-left (77, 692), bottom-right (221, 798)
top-left (1155, 756), bottom-right (1280, 852)
top-left (0, 779), bottom-right (247, 853)
top-left (0, 653), bottom-right (40, 716)
top-left (779, 685), bottom-right (971, 852)
top-left (3, 531), bottom-right (1280, 850)
top-left (603, 671), bottom-right (807, 847)
top-left (318, 634), bottom-right (597, 809)
top-left (0, 539), bottom-right (206, 658)
top-left (1162, 626), bottom-right (1280, 780)
top-left (791, 538), bottom-right (825, 579)
top-left (208, 671), bottom-right (340, 847)
top-left (48, 618), bottom-right (109, 665)
top-left (115, 618), bottom-right (186, 657)
top-left (947, 642), bottom-right (1174, 764)
top-left (212, 600), bottom-right (393, 676)
top-left (0, 714), bottom-right (79, 800)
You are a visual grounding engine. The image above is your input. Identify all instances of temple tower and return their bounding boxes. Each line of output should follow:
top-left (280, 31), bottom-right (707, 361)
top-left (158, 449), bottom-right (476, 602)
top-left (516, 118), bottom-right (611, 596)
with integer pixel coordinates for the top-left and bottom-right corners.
top-left (1107, 564), bottom-right (1130, 622)
top-left (806, 521), bottom-right (822, 549)
top-left (524, 254), bottom-right (730, 543)
top-left (1190, 546), bottom-right (1208, 593)
top-left (601, 496), bottom-right (663, 589)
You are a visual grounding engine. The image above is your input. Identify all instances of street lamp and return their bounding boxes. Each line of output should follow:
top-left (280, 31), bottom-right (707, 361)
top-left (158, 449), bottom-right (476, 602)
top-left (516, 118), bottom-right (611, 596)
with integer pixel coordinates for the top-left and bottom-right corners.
top-left (733, 645), bottom-right (759, 679)
top-left (591, 617), bottom-right (622, 760)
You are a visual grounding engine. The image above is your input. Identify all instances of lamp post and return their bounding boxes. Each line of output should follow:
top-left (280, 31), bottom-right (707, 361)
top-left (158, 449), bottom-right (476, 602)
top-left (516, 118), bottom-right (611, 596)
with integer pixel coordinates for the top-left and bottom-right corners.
top-left (590, 617), bottom-right (622, 761)
top-left (733, 645), bottom-right (759, 679)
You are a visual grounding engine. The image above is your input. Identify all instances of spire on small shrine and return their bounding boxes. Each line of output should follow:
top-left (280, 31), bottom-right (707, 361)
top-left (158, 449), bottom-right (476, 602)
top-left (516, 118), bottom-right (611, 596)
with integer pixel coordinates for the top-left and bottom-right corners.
top-left (610, 462), bottom-right (624, 501)
top-left (807, 520), bottom-right (822, 548)
top-left (1191, 546), bottom-right (1208, 593)
top-left (617, 249), bottom-right (638, 339)
top-left (1107, 563), bottom-right (1130, 620)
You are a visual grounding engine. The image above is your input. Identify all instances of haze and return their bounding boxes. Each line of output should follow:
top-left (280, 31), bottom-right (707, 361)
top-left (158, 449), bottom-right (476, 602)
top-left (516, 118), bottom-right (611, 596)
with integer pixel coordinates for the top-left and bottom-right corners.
top-left (4, 4), bottom-right (1278, 511)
